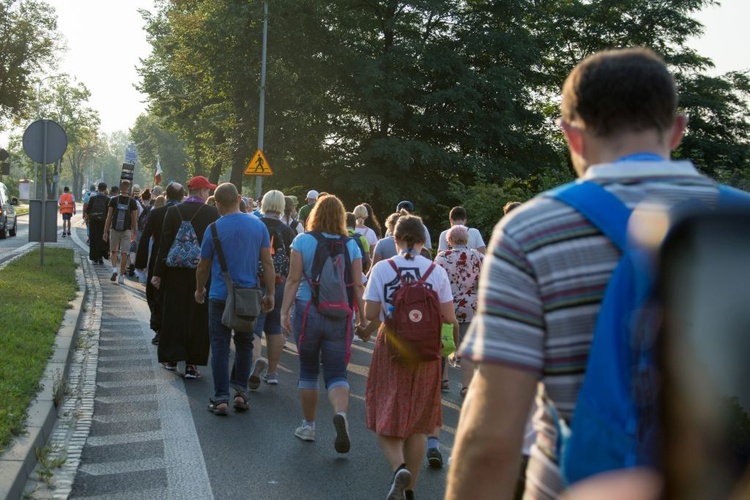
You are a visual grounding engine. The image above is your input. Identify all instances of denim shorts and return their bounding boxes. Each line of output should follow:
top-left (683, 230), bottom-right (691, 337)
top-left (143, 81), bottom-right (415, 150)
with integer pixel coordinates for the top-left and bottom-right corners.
top-left (254, 280), bottom-right (285, 337)
top-left (292, 299), bottom-right (351, 391)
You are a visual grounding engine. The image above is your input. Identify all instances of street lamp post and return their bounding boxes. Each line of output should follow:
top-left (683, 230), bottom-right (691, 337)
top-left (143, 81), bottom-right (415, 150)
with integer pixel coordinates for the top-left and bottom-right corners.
top-left (254, 0), bottom-right (268, 201)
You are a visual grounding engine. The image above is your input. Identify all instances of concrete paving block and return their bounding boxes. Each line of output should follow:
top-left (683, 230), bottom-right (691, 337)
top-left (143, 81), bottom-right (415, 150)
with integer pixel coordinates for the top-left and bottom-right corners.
top-left (26, 403), bottom-right (57, 443)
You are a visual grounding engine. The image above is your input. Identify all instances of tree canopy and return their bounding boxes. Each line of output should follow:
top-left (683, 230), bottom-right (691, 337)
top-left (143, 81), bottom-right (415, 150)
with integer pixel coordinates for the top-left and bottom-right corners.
top-left (128, 0), bottom-right (748, 241)
top-left (0, 0), bottom-right (59, 127)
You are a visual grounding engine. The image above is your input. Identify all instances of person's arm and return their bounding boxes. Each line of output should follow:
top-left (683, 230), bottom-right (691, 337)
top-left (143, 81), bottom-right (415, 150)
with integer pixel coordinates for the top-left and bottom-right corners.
top-left (472, 228), bottom-right (487, 255)
top-left (350, 256), bottom-right (366, 326)
top-left (102, 206), bottom-right (114, 242)
top-left (281, 249), bottom-right (303, 333)
top-left (130, 202), bottom-right (138, 241)
top-left (446, 363), bottom-right (537, 499)
top-left (358, 299), bottom-right (382, 342)
top-left (153, 207), bottom-right (178, 279)
top-left (259, 247), bottom-right (275, 312)
top-left (194, 257), bottom-right (211, 304)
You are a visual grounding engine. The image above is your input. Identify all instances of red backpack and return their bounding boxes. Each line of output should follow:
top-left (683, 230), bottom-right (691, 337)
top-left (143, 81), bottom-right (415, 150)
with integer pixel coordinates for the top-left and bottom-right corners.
top-left (385, 260), bottom-right (442, 364)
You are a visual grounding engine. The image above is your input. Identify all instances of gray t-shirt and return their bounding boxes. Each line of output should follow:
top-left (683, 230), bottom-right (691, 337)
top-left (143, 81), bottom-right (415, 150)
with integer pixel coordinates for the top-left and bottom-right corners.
top-left (373, 236), bottom-right (397, 260)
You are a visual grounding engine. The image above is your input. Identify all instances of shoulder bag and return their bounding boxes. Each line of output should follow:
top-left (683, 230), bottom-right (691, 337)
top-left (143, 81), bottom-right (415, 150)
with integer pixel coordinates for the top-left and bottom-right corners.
top-left (210, 223), bottom-right (263, 331)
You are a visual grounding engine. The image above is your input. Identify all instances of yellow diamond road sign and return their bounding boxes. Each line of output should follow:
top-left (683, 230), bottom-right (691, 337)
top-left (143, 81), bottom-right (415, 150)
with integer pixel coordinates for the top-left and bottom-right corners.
top-left (245, 149), bottom-right (273, 176)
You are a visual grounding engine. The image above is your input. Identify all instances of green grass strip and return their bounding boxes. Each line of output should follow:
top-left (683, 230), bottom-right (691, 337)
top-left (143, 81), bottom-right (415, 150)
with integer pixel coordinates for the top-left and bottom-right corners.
top-left (0, 248), bottom-right (77, 452)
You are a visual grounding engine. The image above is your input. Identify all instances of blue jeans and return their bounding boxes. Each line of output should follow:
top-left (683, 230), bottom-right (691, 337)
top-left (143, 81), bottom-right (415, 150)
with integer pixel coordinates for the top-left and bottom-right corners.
top-left (253, 280), bottom-right (286, 337)
top-left (209, 299), bottom-right (254, 403)
top-left (293, 299), bottom-right (350, 391)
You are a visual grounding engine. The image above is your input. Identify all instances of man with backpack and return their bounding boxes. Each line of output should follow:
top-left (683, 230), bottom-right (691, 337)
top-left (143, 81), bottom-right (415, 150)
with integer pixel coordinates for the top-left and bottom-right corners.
top-left (84, 182), bottom-right (109, 264)
top-left (103, 180), bottom-right (139, 284)
top-left (447, 48), bottom-right (745, 498)
top-left (153, 176), bottom-right (219, 380)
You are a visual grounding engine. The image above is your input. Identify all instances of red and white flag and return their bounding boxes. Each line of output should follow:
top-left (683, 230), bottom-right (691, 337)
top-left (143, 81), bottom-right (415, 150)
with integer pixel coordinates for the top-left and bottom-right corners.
top-left (154, 159), bottom-right (163, 186)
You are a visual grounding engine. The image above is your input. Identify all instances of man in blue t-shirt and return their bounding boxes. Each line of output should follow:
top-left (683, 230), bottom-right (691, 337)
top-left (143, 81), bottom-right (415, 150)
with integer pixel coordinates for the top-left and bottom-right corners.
top-left (195, 182), bottom-right (275, 415)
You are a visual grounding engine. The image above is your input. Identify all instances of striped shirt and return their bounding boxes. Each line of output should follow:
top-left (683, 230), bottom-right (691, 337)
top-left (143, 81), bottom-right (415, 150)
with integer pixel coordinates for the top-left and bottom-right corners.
top-left (460, 160), bottom-right (721, 498)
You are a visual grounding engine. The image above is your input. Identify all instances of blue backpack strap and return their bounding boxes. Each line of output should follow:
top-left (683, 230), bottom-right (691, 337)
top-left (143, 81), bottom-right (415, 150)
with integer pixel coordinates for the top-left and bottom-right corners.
top-left (718, 185), bottom-right (750, 209)
top-left (548, 181), bottom-right (631, 252)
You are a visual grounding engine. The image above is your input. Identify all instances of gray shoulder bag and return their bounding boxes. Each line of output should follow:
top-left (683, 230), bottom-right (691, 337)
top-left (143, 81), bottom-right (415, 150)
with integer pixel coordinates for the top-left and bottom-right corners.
top-left (210, 223), bottom-right (263, 331)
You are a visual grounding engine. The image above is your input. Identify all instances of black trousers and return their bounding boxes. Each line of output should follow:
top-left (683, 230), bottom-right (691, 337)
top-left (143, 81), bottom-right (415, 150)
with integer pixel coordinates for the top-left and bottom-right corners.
top-left (89, 220), bottom-right (106, 261)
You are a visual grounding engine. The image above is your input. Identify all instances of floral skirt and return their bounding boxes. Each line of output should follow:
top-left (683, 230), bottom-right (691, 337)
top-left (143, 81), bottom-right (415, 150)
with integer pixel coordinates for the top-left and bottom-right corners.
top-left (365, 325), bottom-right (442, 438)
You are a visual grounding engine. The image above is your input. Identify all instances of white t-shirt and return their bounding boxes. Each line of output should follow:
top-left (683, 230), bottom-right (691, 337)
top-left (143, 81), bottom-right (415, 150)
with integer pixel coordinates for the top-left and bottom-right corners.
top-left (354, 225), bottom-right (378, 250)
top-left (364, 254), bottom-right (453, 321)
top-left (437, 227), bottom-right (485, 253)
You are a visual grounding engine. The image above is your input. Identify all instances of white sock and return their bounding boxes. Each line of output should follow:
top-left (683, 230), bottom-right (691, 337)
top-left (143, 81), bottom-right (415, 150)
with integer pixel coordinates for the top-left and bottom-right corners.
top-left (336, 411), bottom-right (347, 419)
top-left (112, 267), bottom-right (118, 274)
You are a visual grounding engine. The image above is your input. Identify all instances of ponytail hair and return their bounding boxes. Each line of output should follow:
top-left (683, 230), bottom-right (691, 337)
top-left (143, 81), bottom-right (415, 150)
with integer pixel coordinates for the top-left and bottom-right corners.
top-left (394, 214), bottom-right (426, 261)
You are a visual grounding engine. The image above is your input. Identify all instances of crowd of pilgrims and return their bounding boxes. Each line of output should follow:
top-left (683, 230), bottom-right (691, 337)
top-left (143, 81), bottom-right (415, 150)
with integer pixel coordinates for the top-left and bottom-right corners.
top-left (81, 181), bottom-right (502, 500)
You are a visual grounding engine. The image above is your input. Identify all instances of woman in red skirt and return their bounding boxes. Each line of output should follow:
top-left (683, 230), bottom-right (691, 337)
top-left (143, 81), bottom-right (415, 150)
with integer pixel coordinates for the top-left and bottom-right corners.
top-left (358, 214), bottom-right (456, 500)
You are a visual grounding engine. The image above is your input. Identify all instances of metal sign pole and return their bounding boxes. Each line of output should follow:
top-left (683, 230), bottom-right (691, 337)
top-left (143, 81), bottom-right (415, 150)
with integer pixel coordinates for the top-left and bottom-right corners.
top-left (40, 121), bottom-right (47, 267)
top-left (254, 0), bottom-right (268, 201)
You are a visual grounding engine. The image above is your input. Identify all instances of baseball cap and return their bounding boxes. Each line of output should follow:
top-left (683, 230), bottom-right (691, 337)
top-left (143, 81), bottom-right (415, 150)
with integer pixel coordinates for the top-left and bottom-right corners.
top-left (187, 175), bottom-right (217, 190)
top-left (396, 200), bottom-right (414, 213)
top-left (306, 190), bottom-right (319, 200)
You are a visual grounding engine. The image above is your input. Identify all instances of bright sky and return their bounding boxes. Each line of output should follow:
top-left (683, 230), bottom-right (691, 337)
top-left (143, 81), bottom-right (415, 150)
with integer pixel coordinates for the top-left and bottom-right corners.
top-left (37, 0), bottom-right (750, 137)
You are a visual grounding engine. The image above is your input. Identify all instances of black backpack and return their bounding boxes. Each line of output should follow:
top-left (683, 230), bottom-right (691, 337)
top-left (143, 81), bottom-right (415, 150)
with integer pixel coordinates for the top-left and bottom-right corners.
top-left (258, 218), bottom-right (292, 285)
top-left (88, 194), bottom-right (109, 222)
top-left (138, 203), bottom-right (153, 231)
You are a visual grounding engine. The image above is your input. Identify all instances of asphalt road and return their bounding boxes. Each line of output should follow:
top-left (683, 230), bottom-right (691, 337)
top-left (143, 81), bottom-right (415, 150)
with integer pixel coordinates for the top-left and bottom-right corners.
top-left (46, 212), bottom-right (465, 500)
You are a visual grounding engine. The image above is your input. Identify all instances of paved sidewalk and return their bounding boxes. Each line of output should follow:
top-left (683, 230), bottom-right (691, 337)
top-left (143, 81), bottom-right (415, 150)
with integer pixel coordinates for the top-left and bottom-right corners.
top-left (0, 228), bottom-right (90, 500)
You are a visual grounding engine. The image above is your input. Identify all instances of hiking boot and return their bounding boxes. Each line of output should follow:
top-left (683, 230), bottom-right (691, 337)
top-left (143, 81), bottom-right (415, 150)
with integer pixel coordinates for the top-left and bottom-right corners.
top-left (110, 272), bottom-right (118, 282)
top-left (333, 414), bottom-right (351, 453)
top-left (427, 447), bottom-right (443, 468)
top-left (387, 468), bottom-right (411, 500)
top-left (248, 358), bottom-right (267, 391)
top-left (294, 422), bottom-right (315, 442)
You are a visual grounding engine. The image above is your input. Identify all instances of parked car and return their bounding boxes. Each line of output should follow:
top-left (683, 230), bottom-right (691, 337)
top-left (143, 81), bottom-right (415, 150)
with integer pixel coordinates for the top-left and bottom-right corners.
top-left (0, 182), bottom-right (18, 239)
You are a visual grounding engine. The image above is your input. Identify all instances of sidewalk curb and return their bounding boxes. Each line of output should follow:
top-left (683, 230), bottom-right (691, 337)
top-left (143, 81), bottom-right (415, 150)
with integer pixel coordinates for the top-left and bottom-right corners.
top-left (0, 253), bottom-right (88, 500)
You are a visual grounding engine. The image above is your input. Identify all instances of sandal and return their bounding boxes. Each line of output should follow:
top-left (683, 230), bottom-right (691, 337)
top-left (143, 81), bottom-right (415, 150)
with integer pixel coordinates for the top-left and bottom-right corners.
top-left (233, 391), bottom-right (249, 412)
top-left (184, 365), bottom-right (202, 379)
top-left (460, 386), bottom-right (469, 399)
top-left (207, 400), bottom-right (228, 416)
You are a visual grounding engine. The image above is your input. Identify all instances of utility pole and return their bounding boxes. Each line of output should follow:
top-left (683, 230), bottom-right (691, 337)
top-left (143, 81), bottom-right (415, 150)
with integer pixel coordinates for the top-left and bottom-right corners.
top-left (254, 0), bottom-right (268, 201)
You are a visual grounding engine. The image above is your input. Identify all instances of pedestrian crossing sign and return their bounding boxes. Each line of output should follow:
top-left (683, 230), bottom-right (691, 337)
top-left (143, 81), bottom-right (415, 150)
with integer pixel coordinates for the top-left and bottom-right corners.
top-left (245, 149), bottom-right (273, 176)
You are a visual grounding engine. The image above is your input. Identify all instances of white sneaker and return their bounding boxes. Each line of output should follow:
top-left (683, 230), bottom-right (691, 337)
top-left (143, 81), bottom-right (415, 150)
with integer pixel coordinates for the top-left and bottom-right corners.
top-left (294, 422), bottom-right (315, 442)
top-left (117, 274), bottom-right (125, 285)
